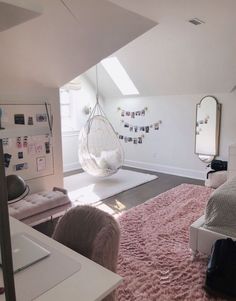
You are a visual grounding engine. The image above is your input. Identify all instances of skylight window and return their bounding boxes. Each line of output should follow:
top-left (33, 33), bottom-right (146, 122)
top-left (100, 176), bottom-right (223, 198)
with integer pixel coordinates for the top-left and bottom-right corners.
top-left (101, 57), bottom-right (139, 96)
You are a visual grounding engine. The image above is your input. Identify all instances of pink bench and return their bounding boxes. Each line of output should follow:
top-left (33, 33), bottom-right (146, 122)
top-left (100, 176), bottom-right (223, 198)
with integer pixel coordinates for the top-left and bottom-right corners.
top-left (8, 187), bottom-right (72, 226)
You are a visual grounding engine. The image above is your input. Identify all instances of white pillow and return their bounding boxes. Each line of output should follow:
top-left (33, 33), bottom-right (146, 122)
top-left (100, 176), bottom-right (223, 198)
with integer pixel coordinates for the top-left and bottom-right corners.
top-left (204, 176), bottom-right (236, 236)
top-left (93, 149), bottom-right (122, 170)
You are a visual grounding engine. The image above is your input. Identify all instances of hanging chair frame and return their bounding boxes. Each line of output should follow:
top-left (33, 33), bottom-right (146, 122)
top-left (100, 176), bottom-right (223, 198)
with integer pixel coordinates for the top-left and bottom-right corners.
top-left (79, 65), bottom-right (124, 177)
top-left (83, 103), bottom-right (124, 177)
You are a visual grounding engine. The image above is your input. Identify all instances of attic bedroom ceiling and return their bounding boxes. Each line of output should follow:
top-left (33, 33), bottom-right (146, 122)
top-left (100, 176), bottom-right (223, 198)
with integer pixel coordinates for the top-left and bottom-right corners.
top-left (0, 0), bottom-right (156, 90)
top-left (84, 0), bottom-right (236, 97)
top-left (0, 0), bottom-right (42, 32)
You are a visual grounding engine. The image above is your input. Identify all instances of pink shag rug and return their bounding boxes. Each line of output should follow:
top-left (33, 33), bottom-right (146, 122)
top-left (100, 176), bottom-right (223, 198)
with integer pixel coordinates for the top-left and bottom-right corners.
top-left (117, 184), bottom-right (225, 301)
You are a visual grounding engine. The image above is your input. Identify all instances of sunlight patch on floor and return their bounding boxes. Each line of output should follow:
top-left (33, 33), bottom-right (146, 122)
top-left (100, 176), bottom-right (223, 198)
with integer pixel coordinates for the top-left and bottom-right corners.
top-left (114, 200), bottom-right (126, 211)
top-left (96, 203), bottom-right (115, 215)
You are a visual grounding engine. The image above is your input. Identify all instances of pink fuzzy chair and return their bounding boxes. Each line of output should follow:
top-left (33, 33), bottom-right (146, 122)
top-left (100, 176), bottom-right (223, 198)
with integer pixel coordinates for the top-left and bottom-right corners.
top-left (52, 205), bottom-right (120, 301)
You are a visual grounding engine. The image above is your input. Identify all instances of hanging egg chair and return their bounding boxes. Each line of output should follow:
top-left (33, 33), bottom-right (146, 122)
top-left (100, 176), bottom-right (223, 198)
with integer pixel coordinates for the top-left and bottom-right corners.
top-left (78, 67), bottom-right (124, 177)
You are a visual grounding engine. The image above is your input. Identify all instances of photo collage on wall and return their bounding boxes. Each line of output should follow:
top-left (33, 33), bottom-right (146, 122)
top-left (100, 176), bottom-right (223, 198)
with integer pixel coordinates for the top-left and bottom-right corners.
top-left (4, 134), bottom-right (51, 173)
top-left (118, 107), bottom-right (148, 118)
top-left (117, 106), bottom-right (162, 145)
top-left (0, 104), bottom-right (54, 180)
top-left (196, 115), bottom-right (210, 135)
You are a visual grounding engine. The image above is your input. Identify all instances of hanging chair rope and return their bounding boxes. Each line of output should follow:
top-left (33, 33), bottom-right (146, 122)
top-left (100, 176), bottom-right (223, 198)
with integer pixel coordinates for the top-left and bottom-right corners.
top-left (96, 64), bottom-right (99, 104)
top-left (60, 0), bottom-right (124, 177)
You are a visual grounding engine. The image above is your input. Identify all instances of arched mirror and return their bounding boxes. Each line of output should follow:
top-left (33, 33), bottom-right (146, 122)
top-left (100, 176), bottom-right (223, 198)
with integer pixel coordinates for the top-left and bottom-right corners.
top-left (195, 96), bottom-right (221, 163)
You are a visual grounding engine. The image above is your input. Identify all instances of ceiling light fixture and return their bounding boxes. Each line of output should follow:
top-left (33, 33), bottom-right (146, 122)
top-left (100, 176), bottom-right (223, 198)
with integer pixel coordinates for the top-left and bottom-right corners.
top-left (188, 18), bottom-right (205, 26)
top-left (101, 57), bottom-right (139, 96)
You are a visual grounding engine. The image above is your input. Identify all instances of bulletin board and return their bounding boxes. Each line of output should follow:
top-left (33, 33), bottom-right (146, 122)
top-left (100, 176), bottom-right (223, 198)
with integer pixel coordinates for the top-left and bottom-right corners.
top-left (0, 103), bottom-right (54, 180)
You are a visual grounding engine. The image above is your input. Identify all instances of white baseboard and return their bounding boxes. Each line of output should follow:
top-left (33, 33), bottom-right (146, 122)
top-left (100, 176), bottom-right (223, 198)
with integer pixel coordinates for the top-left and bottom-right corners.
top-left (124, 159), bottom-right (205, 180)
top-left (64, 160), bottom-right (205, 180)
top-left (63, 162), bottom-right (81, 172)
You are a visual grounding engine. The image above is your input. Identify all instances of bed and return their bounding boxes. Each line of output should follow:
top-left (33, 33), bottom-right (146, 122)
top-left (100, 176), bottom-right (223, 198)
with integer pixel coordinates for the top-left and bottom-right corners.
top-left (190, 175), bottom-right (236, 256)
top-left (190, 215), bottom-right (236, 256)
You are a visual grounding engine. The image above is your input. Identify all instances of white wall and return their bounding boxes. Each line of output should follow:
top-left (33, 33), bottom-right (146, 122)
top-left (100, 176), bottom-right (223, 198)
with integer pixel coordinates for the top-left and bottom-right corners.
top-left (104, 93), bottom-right (236, 179)
top-left (0, 86), bottom-right (63, 193)
top-left (61, 76), bottom-right (103, 172)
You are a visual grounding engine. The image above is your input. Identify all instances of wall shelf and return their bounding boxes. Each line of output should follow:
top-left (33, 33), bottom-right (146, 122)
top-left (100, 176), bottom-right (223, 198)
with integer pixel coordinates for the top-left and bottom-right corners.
top-left (0, 126), bottom-right (50, 139)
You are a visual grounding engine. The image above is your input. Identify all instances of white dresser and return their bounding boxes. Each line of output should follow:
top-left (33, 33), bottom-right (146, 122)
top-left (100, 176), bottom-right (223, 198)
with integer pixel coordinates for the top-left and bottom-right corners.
top-left (228, 144), bottom-right (236, 179)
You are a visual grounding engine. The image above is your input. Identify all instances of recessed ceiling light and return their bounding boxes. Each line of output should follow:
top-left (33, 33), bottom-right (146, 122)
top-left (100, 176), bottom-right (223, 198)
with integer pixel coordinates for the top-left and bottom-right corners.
top-left (101, 57), bottom-right (139, 96)
top-left (188, 18), bottom-right (205, 26)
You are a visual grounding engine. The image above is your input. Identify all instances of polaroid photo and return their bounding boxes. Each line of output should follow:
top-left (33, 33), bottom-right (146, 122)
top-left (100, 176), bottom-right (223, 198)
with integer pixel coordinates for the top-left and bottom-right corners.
top-left (36, 113), bottom-right (47, 122)
top-left (14, 114), bottom-right (25, 125)
top-left (23, 136), bottom-right (28, 148)
top-left (15, 162), bottom-right (28, 171)
top-left (4, 153), bottom-right (12, 168)
top-left (2, 138), bottom-right (9, 146)
top-left (36, 157), bottom-right (46, 172)
top-left (16, 137), bottom-right (22, 148)
top-left (28, 116), bottom-right (34, 125)
top-left (45, 142), bottom-right (50, 154)
top-left (18, 152), bottom-right (23, 159)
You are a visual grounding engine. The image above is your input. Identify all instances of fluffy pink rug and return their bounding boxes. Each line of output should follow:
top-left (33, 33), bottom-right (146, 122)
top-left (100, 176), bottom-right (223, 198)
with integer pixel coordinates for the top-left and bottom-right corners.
top-left (117, 184), bottom-right (225, 301)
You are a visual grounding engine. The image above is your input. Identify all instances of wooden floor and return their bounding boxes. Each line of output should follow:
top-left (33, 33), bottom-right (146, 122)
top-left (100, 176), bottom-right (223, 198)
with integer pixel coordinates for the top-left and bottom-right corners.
top-left (34, 167), bottom-right (204, 236)
top-left (102, 166), bottom-right (203, 212)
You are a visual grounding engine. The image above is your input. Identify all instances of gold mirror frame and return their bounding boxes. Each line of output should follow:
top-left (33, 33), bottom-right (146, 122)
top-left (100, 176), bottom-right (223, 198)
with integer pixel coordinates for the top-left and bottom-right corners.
top-left (195, 96), bottom-right (221, 163)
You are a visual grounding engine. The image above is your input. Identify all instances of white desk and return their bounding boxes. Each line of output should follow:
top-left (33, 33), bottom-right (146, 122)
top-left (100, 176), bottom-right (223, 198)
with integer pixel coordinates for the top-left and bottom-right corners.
top-left (0, 217), bottom-right (122, 301)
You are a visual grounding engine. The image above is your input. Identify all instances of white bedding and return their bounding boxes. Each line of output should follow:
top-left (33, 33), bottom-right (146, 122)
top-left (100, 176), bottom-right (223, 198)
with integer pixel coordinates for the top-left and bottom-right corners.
top-left (204, 176), bottom-right (236, 237)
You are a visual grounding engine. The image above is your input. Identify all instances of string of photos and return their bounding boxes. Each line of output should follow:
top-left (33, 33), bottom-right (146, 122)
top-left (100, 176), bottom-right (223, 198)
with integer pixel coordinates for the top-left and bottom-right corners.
top-left (116, 106), bottom-right (162, 145)
top-left (117, 107), bottom-right (148, 118)
top-left (116, 132), bottom-right (145, 145)
top-left (121, 120), bottom-right (162, 133)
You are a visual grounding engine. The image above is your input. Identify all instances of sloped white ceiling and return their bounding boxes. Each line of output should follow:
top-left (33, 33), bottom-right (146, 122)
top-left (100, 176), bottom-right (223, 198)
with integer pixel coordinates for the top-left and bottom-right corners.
top-left (0, 0), bottom-right (157, 90)
top-left (85, 0), bottom-right (236, 97)
top-left (0, 0), bottom-right (42, 32)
